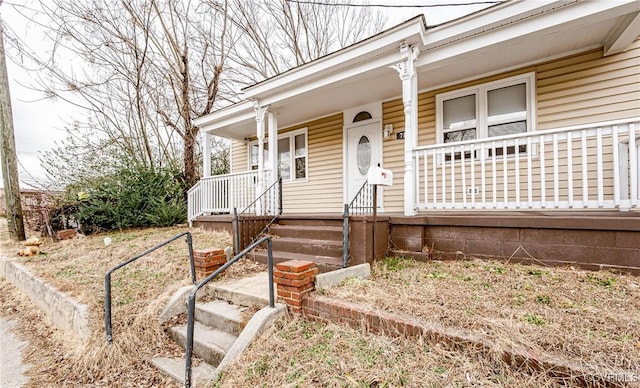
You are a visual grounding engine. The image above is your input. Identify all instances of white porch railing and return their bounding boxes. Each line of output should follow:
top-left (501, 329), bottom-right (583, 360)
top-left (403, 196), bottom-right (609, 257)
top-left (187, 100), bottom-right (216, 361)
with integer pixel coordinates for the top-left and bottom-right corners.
top-left (413, 119), bottom-right (639, 211)
top-left (187, 170), bottom-right (273, 222)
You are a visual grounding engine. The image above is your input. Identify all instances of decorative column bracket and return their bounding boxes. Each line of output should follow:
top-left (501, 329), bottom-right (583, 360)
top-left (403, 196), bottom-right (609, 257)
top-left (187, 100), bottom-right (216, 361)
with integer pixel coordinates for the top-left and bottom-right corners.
top-left (390, 43), bottom-right (419, 216)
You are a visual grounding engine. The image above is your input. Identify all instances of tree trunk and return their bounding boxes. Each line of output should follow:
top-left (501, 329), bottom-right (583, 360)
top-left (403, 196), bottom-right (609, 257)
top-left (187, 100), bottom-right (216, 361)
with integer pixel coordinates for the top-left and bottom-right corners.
top-left (0, 20), bottom-right (25, 241)
top-left (183, 124), bottom-right (197, 188)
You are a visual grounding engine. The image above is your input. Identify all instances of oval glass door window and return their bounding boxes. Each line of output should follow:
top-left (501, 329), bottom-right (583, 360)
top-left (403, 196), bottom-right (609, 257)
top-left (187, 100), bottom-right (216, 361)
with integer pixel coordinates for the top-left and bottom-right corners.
top-left (357, 136), bottom-right (371, 175)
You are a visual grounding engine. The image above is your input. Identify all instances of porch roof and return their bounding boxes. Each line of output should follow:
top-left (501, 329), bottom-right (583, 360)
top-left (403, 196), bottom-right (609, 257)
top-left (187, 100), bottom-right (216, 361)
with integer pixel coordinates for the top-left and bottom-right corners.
top-left (194, 0), bottom-right (640, 140)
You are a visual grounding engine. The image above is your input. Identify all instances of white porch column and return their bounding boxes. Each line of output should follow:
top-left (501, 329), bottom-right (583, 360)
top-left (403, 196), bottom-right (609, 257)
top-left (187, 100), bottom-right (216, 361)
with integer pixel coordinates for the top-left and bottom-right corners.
top-left (392, 43), bottom-right (419, 216)
top-left (254, 102), bottom-right (268, 215)
top-left (268, 112), bottom-right (279, 213)
top-left (201, 130), bottom-right (211, 178)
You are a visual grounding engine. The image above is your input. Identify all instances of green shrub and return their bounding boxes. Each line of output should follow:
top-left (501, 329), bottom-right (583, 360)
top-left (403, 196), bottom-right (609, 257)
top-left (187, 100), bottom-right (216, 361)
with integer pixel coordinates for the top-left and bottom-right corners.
top-left (69, 164), bottom-right (187, 232)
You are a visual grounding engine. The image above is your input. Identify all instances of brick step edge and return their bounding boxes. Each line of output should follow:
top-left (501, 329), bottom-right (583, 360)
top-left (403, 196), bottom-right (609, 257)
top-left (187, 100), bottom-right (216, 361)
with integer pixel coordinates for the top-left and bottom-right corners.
top-left (302, 295), bottom-right (630, 387)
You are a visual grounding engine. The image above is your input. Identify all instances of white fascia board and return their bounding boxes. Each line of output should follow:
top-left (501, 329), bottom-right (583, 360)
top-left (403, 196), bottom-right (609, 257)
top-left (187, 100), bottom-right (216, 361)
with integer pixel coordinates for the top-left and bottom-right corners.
top-left (603, 11), bottom-right (640, 56)
top-left (192, 100), bottom-right (254, 130)
top-left (242, 19), bottom-right (426, 99)
top-left (416, 0), bottom-right (640, 68)
top-left (204, 111), bottom-right (255, 133)
top-left (423, 0), bottom-right (561, 46)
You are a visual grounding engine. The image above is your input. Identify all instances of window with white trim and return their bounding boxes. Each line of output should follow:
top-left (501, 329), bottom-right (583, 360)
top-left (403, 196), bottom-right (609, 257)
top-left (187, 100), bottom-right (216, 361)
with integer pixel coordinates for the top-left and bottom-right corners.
top-left (437, 73), bottom-right (535, 158)
top-left (249, 128), bottom-right (308, 181)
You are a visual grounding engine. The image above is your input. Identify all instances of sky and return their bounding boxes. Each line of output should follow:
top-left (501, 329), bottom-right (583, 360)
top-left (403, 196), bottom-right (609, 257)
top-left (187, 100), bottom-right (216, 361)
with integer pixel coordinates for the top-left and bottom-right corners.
top-left (0, 0), bottom-right (496, 189)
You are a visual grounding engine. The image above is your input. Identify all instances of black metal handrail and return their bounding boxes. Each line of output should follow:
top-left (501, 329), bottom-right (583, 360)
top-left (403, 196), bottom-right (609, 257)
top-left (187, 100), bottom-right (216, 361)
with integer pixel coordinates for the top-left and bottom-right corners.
top-left (233, 177), bottom-right (282, 254)
top-left (348, 179), bottom-right (375, 215)
top-left (342, 180), bottom-right (378, 268)
top-left (104, 231), bottom-right (195, 343)
top-left (184, 235), bottom-right (274, 387)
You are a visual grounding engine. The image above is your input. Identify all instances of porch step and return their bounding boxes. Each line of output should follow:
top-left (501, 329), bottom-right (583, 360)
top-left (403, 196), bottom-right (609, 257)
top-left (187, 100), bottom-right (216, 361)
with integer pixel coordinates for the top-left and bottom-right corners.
top-left (269, 224), bottom-right (344, 240)
top-left (255, 217), bottom-right (347, 271)
top-left (251, 250), bottom-right (343, 273)
top-left (275, 215), bottom-right (344, 228)
top-left (195, 300), bottom-right (246, 336)
top-left (150, 356), bottom-right (216, 386)
top-left (153, 272), bottom-right (281, 386)
top-left (272, 237), bottom-right (343, 258)
top-left (168, 322), bottom-right (237, 366)
top-left (206, 272), bottom-right (271, 308)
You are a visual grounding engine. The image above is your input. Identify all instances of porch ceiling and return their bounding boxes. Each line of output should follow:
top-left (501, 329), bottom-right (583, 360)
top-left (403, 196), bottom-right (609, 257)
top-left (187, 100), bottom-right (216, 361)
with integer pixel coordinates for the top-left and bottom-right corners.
top-left (203, 1), bottom-right (640, 141)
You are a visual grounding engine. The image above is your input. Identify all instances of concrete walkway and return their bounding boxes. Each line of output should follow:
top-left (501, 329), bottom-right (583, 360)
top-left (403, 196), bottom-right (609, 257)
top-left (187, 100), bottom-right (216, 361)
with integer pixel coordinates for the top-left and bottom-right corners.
top-left (0, 317), bottom-right (30, 387)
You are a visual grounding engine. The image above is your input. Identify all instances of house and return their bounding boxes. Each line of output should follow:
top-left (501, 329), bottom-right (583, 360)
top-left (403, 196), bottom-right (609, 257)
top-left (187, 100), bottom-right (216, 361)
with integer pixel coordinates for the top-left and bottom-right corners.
top-left (189, 0), bottom-right (640, 274)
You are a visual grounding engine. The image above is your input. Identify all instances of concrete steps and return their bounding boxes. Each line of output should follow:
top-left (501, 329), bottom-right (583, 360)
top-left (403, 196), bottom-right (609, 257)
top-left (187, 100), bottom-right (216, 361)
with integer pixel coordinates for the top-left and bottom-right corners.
top-left (152, 272), bottom-right (278, 387)
top-left (168, 322), bottom-right (237, 366)
top-left (150, 357), bottom-right (216, 386)
top-left (195, 300), bottom-right (246, 336)
top-left (206, 272), bottom-right (271, 308)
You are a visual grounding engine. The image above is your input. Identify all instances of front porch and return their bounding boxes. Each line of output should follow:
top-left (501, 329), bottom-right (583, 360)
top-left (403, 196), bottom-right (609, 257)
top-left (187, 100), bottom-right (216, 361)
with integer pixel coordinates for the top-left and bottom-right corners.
top-left (188, 118), bottom-right (640, 274)
top-left (189, 118), bottom-right (639, 222)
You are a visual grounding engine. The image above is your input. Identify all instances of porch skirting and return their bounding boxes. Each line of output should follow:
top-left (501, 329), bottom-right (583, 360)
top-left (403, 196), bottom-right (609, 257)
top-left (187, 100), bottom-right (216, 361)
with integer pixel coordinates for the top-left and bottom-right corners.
top-left (191, 211), bottom-right (640, 275)
top-left (389, 211), bottom-right (640, 275)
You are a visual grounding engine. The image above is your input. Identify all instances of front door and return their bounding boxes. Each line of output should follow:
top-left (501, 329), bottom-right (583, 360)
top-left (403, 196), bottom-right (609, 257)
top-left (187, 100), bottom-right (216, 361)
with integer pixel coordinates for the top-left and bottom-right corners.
top-left (346, 121), bottom-right (382, 204)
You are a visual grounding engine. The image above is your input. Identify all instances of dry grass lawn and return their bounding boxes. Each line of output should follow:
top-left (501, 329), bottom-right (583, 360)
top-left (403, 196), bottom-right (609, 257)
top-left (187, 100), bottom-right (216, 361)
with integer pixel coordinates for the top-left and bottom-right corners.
top-left (217, 258), bottom-right (640, 387)
top-left (321, 256), bottom-right (640, 376)
top-left (218, 316), bottom-right (572, 387)
top-left (2, 218), bottom-right (639, 387)
top-left (0, 218), bottom-right (264, 386)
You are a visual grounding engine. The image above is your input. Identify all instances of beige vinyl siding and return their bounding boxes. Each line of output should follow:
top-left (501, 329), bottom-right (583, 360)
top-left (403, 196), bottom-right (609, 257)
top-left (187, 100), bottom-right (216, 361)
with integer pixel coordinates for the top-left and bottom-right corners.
top-left (381, 99), bottom-right (405, 213)
top-left (229, 114), bottom-right (344, 214)
top-left (280, 114), bottom-right (344, 213)
top-left (231, 140), bottom-right (248, 173)
top-left (537, 39), bottom-right (640, 128)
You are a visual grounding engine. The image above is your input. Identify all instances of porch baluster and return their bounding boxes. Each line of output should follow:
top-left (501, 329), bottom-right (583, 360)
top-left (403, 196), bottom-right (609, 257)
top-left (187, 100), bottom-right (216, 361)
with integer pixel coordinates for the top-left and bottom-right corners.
top-left (613, 126), bottom-right (621, 207)
top-left (470, 144), bottom-right (476, 208)
top-left (540, 136), bottom-right (546, 208)
top-left (514, 138), bottom-right (520, 209)
top-left (502, 139), bottom-right (508, 209)
top-left (596, 127), bottom-right (604, 207)
top-left (491, 140), bottom-right (497, 209)
top-left (526, 137), bottom-right (532, 208)
top-left (450, 146), bottom-right (455, 208)
top-left (581, 131), bottom-right (588, 207)
top-left (567, 131), bottom-right (574, 208)
top-left (629, 123), bottom-right (637, 208)
top-left (441, 147), bottom-right (446, 209)
top-left (461, 143), bottom-right (467, 209)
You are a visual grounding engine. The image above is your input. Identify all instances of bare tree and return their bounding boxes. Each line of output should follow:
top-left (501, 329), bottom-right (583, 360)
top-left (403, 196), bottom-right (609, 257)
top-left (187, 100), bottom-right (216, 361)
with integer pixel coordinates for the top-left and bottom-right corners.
top-left (9, 0), bottom-right (233, 187)
top-left (6, 0), bottom-right (383, 191)
top-left (225, 0), bottom-right (385, 84)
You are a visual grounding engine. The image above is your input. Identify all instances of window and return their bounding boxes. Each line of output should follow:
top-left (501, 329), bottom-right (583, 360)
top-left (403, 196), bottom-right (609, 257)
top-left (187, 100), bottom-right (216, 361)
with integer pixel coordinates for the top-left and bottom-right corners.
top-left (250, 142), bottom-right (268, 170)
top-left (353, 111), bottom-right (373, 123)
top-left (437, 73), bottom-right (534, 157)
top-left (357, 135), bottom-right (371, 174)
top-left (249, 128), bottom-right (307, 182)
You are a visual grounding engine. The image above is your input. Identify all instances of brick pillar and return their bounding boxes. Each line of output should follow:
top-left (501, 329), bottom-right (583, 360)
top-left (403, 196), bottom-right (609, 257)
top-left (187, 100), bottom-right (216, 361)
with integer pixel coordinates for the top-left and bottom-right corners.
top-left (274, 260), bottom-right (318, 313)
top-left (193, 248), bottom-right (227, 279)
